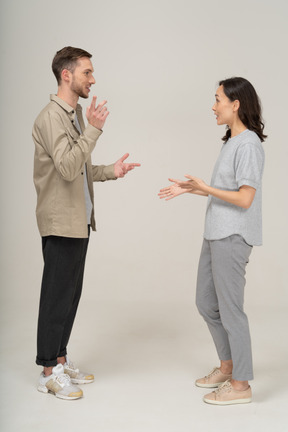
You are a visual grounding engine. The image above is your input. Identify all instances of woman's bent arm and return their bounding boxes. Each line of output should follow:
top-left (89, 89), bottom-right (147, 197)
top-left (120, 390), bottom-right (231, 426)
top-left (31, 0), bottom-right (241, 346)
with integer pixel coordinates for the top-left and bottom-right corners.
top-left (159, 176), bottom-right (255, 209)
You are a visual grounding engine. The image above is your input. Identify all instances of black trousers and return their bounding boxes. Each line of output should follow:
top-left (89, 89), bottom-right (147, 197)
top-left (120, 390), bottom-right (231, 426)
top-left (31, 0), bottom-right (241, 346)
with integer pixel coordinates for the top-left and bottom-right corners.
top-left (36, 228), bottom-right (90, 367)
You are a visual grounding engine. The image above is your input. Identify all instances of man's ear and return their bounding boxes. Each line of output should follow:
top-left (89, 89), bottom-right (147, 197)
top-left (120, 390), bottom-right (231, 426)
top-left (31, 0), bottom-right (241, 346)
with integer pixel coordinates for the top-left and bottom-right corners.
top-left (61, 68), bottom-right (71, 83)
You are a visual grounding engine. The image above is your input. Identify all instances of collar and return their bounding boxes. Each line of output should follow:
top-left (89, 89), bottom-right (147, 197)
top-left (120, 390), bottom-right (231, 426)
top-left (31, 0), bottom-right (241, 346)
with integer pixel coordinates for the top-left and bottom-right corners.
top-left (50, 94), bottom-right (82, 123)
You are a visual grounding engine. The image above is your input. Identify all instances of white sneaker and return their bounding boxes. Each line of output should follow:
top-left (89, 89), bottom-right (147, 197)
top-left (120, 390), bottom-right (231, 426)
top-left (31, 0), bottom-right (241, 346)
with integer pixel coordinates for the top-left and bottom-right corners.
top-left (64, 357), bottom-right (94, 384)
top-left (38, 364), bottom-right (83, 400)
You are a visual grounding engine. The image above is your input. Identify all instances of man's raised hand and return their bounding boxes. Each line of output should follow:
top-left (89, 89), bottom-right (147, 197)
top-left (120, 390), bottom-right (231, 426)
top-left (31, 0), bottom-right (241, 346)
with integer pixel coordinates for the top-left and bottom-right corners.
top-left (86, 96), bottom-right (109, 130)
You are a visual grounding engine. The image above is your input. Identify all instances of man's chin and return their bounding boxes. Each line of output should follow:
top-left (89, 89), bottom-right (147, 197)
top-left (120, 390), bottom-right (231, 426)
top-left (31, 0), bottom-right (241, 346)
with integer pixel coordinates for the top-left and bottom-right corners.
top-left (77, 90), bottom-right (89, 99)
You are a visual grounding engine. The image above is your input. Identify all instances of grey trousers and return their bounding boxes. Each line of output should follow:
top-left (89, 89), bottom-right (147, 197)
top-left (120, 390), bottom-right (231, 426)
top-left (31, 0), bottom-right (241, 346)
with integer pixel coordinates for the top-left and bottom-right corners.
top-left (196, 235), bottom-right (253, 381)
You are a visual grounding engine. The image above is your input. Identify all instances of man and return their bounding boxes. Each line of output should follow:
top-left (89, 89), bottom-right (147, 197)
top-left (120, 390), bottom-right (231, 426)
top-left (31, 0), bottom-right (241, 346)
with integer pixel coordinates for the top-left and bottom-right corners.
top-left (33, 46), bottom-right (140, 400)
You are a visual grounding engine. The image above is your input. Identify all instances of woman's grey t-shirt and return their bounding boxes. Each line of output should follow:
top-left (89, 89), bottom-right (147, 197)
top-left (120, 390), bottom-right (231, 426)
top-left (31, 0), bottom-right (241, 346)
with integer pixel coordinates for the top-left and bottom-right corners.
top-left (204, 129), bottom-right (265, 246)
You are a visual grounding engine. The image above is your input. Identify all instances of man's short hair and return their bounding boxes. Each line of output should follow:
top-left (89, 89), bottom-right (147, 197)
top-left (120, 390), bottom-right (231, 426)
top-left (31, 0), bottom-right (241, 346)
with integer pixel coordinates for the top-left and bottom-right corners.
top-left (52, 46), bottom-right (92, 84)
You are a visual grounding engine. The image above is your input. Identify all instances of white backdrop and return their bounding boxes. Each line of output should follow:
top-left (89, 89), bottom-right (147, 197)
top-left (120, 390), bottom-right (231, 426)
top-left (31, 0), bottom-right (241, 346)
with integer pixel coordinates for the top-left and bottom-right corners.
top-left (0, 0), bottom-right (287, 431)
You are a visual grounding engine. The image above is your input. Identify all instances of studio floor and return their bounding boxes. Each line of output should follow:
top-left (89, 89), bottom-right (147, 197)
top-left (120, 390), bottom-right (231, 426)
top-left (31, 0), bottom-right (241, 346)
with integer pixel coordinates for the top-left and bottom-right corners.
top-left (1, 300), bottom-right (287, 432)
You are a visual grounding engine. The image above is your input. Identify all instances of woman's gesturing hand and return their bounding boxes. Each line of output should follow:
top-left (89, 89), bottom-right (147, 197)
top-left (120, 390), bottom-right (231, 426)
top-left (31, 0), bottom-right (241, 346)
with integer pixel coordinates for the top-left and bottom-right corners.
top-left (158, 177), bottom-right (209, 200)
top-left (183, 175), bottom-right (209, 193)
top-left (158, 178), bottom-right (190, 201)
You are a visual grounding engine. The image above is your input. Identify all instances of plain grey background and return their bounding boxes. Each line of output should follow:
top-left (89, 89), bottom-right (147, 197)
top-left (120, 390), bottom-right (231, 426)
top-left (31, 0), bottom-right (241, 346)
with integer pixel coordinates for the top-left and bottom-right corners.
top-left (0, 0), bottom-right (287, 431)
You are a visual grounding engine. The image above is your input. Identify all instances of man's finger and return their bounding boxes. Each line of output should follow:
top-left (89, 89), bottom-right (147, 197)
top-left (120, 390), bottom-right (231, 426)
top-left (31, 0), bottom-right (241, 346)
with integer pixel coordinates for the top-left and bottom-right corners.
top-left (96, 100), bottom-right (108, 111)
top-left (127, 163), bottom-right (141, 169)
top-left (101, 111), bottom-right (109, 120)
top-left (90, 96), bottom-right (97, 111)
top-left (120, 153), bottom-right (129, 162)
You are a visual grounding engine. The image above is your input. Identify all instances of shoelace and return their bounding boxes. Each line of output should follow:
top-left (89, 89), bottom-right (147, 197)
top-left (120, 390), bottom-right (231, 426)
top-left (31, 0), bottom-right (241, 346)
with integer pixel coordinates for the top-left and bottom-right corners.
top-left (55, 373), bottom-right (71, 388)
top-left (66, 358), bottom-right (79, 373)
top-left (215, 380), bottom-right (231, 394)
top-left (205, 367), bottom-right (219, 379)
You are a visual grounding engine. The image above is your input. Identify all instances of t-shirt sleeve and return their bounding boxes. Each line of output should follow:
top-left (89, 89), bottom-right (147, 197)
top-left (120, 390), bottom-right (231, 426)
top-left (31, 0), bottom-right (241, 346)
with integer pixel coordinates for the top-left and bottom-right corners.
top-left (235, 142), bottom-right (265, 190)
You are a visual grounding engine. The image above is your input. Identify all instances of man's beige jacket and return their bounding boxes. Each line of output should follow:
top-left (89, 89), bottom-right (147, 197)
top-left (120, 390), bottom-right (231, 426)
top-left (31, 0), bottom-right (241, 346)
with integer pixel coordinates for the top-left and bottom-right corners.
top-left (33, 95), bottom-right (116, 238)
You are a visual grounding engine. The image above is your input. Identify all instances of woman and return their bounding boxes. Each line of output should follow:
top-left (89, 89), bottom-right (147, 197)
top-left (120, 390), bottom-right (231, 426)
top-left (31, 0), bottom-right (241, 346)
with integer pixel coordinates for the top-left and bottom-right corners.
top-left (159, 77), bottom-right (266, 405)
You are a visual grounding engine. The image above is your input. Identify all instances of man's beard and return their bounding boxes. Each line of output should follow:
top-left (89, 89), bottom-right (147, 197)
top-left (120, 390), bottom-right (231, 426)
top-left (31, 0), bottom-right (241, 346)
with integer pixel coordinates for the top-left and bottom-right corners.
top-left (71, 79), bottom-right (88, 99)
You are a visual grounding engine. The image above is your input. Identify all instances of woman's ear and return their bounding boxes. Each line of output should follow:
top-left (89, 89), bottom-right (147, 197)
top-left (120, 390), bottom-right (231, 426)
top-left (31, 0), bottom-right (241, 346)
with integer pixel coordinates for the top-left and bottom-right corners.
top-left (233, 99), bottom-right (240, 112)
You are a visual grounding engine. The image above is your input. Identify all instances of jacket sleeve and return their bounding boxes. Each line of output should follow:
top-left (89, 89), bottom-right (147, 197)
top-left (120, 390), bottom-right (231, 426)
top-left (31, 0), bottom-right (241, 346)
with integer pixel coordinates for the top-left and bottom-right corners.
top-left (33, 110), bottom-right (102, 182)
top-left (92, 164), bottom-right (117, 182)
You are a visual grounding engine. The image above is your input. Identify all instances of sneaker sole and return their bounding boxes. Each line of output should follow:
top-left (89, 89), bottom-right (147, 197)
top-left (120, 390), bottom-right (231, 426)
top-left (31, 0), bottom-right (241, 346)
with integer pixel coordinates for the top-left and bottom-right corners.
top-left (203, 397), bottom-right (252, 405)
top-left (195, 381), bottom-right (225, 388)
top-left (37, 385), bottom-right (83, 400)
top-left (55, 392), bottom-right (83, 400)
top-left (70, 378), bottom-right (94, 384)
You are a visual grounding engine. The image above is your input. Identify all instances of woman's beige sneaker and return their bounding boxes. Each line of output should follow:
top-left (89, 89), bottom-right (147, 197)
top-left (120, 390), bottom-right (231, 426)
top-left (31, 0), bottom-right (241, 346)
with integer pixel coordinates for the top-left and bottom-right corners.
top-left (195, 367), bottom-right (232, 388)
top-left (203, 380), bottom-right (252, 405)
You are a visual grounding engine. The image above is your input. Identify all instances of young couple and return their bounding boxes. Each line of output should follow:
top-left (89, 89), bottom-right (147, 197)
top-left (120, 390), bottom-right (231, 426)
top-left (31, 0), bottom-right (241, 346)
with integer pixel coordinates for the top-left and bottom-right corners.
top-left (33, 46), bottom-right (265, 405)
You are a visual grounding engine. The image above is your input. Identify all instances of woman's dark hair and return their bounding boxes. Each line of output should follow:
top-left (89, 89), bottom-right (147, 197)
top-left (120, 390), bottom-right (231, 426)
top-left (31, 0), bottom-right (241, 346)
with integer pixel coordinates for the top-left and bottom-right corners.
top-left (52, 46), bottom-right (92, 84)
top-left (219, 77), bottom-right (267, 142)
